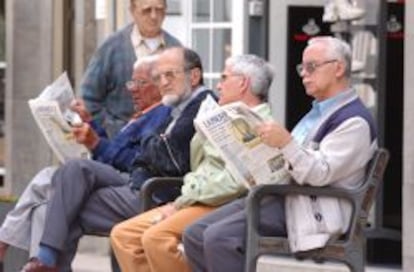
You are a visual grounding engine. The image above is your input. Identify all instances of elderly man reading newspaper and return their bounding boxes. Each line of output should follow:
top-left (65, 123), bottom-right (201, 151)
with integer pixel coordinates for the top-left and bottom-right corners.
top-left (0, 55), bottom-right (171, 272)
top-left (182, 36), bottom-right (377, 272)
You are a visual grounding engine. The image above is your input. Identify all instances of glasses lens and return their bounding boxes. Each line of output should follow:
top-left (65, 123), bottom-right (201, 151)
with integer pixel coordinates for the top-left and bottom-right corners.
top-left (164, 71), bottom-right (176, 81)
top-left (126, 81), bottom-right (136, 90)
top-left (296, 64), bottom-right (303, 75)
top-left (306, 63), bottom-right (317, 74)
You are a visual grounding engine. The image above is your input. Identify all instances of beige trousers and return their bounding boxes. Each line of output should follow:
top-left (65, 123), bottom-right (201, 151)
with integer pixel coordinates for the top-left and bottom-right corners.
top-left (110, 204), bottom-right (216, 272)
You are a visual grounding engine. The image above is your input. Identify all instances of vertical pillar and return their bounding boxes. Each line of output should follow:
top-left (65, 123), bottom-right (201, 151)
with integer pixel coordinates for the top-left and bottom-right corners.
top-left (4, 0), bottom-right (56, 196)
top-left (72, 0), bottom-right (96, 92)
top-left (403, 1), bottom-right (414, 270)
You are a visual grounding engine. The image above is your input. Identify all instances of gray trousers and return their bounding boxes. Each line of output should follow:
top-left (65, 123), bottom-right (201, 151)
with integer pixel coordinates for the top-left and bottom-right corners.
top-left (0, 166), bottom-right (57, 257)
top-left (39, 159), bottom-right (141, 272)
top-left (182, 196), bottom-right (287, 272)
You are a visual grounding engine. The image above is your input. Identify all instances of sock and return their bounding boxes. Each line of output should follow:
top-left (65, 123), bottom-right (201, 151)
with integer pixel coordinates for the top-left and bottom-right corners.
top-left (37, 245), bottom-right (58, 267)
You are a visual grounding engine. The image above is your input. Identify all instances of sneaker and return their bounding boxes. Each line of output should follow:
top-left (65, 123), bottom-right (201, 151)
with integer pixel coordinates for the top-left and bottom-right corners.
top-left (20, 258), bottom-right (57, 272)
top-left (323, 1), bottom-right (339, 22)
top-left (351, 59), bottom-right (364, 72)
top-left (335, 0), bottom-right (365, 21)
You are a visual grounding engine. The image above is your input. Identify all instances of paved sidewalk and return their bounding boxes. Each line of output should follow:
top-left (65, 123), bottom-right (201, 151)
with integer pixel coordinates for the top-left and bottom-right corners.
top-left (73, 236), bottom-right (402, 272)
top-left (73, 252), bottom-right (402, 272)
top-left (73, 253), bottom-right (111, 272)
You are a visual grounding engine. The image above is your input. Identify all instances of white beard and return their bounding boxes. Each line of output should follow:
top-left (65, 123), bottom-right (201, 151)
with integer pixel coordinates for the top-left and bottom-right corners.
top-left (162, 94), bottom-right (181, 106)
top-left (162, 80), bottom-right (192, 106)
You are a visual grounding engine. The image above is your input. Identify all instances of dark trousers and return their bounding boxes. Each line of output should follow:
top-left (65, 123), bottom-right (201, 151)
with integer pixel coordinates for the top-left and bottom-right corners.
top-left (40, 159), bottom-right (141, 271)
top-left (182, 196), bottom-right (287, 272)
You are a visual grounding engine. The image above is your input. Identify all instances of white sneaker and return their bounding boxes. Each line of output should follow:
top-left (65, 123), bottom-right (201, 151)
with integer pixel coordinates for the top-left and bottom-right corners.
top-left (351, 59), bottom-right (364, 72)
top-left (335, 0), bottom-right (365, 21)
top-left (322, 1), bottom-right (338, 22)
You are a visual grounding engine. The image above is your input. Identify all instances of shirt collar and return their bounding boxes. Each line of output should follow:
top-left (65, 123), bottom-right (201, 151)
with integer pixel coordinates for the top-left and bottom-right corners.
top-left (131, 24), bottom-right (166, 50)
top-left (311, 88), bottom-right (354, 116)
top-left (171, 85), bottom-right (207, 119)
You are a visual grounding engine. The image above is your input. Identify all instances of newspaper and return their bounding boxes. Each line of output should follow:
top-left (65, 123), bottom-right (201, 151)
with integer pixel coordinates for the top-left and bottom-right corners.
top-left (28, 72), bottom-right (90, 163)
top-left (194, 95), bottom-right (289, 188)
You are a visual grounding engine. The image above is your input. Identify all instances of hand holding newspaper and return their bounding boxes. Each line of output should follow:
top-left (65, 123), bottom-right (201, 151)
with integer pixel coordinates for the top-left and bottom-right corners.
top-left (194, 95), bottom-right (289, 188)
top-left (28, 72), bottom-right (90, 163)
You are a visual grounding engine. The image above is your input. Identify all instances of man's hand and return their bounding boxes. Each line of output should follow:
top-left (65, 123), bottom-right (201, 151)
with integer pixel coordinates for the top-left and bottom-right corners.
top-left (70, 99), bottom-right (92, 123)
top-left (256, 121), bottom-right (292, 148)
top-left (151, 203), bottom-right (178, 224)
top-left (72, 123), bottom-right (99, 150)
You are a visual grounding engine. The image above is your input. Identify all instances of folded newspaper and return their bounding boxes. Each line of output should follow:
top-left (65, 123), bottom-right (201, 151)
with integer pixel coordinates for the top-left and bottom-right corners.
top-left (194, 95), bottom-right (289, 188)
top-left (28, 72), bottom-right (90, 163)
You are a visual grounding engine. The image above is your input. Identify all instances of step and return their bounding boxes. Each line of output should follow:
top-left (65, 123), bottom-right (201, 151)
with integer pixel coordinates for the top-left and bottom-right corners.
top-left (257, 255), bottom-right (401, 272)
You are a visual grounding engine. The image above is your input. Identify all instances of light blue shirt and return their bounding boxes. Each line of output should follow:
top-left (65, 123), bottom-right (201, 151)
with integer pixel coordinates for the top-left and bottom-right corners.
top-left (291, 89), bottom-right (353, 144)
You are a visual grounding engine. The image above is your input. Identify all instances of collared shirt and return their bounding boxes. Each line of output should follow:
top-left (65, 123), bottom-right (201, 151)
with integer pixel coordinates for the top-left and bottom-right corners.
top-left (291, 89), bottom-right (354, 144)
top-left (130, 25), bottom-right (166, 59)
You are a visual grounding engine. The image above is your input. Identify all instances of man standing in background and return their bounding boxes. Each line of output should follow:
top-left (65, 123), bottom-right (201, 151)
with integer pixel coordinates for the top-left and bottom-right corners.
top-left (81, 0), bottom-right (181, 137)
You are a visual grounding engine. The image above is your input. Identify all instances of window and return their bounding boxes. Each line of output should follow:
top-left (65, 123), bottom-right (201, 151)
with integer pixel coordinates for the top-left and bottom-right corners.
top-left (188, 0), bottom-right (246, 89)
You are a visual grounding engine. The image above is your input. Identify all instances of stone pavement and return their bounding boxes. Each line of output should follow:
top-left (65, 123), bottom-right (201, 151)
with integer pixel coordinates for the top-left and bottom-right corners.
top-left (73, 237), bottom-right (402, 272)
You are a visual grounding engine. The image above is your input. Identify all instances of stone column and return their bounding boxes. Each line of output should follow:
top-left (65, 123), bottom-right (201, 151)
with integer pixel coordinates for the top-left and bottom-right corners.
top-left (4, 0), bottom-right (56, 196)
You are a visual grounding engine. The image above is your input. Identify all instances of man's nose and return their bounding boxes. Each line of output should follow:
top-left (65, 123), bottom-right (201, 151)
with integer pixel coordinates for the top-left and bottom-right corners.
top-left (150, 8), bottom-right (158, 19)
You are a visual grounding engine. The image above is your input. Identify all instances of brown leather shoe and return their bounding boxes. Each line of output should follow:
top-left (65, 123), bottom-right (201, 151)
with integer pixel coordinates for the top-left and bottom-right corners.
top-left (21, 258), bottom-right (57, 272)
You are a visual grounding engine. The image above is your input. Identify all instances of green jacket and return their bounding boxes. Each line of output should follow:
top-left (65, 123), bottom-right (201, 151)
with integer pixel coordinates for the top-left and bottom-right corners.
top-left (174, 103), bottom-right (273, 209)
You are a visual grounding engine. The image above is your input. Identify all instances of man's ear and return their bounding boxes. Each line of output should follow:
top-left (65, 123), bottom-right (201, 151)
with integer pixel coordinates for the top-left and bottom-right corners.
top-left (191, 68), bottom-right (202, 86)
top-left (335, 60), bottom-right (346, 78)
top-left (239, 75), bottom-right (250, 94)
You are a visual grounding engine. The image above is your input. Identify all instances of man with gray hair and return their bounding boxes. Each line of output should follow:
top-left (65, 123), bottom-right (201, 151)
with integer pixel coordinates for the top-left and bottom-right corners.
top-left (81, 0), bottom-right (181, 137)
top-left (182, 36), bottom-right (378, 272)
top-left (0, 55), bottom-right (170, 272)
top-left (109, 54), bottom-right (280, 272)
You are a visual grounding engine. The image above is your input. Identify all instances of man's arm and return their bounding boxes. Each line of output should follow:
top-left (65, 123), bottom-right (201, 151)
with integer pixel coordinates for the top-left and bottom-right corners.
top-left (80, 47), bottom-right (109, 126)
top-left (282, 117), bottom-right (375, 187)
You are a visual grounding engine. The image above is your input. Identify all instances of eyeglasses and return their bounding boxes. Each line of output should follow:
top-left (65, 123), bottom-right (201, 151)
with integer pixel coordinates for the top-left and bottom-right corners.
top-left (152, 69), bottom-right (187, 85)
top-left (296, 59), bottom-right (338, 76)
top-left (138, 6), bottom-right (166, 16)
top-left (125, 79), bottom-right (150, 90)
top-left (219, 73), bottom-right (244, 83)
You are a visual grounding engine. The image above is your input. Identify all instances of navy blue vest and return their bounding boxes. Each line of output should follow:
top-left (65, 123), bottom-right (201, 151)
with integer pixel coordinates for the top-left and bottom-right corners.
top-left (312, 98), bottom-right (377, 144)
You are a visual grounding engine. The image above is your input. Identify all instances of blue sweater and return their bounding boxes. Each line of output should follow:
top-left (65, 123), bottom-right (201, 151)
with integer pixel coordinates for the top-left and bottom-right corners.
top-left (90, 104), bottom-right (171, 172)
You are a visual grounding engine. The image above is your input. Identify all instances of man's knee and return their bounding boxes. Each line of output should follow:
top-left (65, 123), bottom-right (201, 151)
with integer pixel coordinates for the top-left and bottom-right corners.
top-left (141, 227), bottom-right (163, 253)
top-left (54, 159), bottom-right (91, 184)
top-left (182, 222), bottom-right (203, 250)
top-left (110, 223), bottom-right (125, 246)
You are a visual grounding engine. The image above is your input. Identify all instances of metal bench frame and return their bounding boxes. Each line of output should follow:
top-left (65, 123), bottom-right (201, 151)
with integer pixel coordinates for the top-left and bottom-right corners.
top-left (245, 148), bottom-right (389, 272)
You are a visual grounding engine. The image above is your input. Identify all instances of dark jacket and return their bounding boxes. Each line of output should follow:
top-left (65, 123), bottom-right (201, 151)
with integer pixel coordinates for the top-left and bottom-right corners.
top-left (129, 89), bottom-right (216, 190)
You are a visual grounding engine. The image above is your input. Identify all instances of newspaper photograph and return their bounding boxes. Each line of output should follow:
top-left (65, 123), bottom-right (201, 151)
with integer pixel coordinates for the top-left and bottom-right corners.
top-left (28, 72), bottom-right (90, 163)
top-left (195, 96), bottom-right (289, 188)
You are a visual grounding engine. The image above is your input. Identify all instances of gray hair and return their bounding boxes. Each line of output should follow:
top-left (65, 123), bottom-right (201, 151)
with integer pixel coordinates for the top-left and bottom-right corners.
top-left (133, 54), bottom-right (159, 74)
top-left (308, 36), bottom-right (352, 78)
top-left (225, 54), bottom-right (274, 102)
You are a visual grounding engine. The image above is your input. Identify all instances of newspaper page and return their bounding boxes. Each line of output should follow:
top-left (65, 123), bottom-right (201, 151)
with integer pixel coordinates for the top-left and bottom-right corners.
top-left (28, 72), bottom-right (90, 163)
top-left (195, 96), bottom-right (289, 188)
